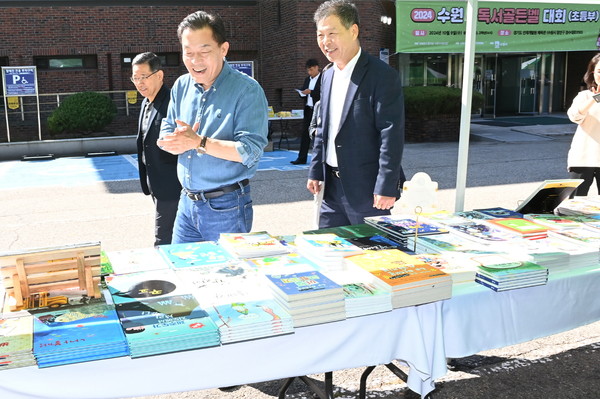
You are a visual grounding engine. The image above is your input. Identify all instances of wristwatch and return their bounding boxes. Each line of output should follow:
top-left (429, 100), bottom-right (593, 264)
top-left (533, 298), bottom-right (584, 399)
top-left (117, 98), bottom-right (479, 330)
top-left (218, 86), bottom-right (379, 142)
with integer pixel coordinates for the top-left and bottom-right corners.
top-left (593, 93), bottom-right (600, 103)
top-left (196, 135), bottom-right (208, 154)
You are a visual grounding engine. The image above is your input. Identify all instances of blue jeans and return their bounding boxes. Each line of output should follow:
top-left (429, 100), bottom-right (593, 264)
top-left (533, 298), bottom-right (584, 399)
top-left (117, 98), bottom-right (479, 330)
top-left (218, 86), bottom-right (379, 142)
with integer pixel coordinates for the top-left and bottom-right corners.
top-left (171, 184), bottom-right (253, 244)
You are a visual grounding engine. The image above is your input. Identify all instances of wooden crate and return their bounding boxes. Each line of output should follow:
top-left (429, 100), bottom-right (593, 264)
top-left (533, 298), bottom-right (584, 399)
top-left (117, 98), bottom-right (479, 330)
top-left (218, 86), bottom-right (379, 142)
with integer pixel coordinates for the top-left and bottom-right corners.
top-left (0, 242), bottom-right (102, 311)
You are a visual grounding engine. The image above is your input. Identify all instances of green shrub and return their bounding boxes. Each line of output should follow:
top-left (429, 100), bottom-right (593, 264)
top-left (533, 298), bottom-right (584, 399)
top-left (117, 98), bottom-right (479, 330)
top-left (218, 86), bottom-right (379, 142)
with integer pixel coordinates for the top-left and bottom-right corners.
top-left (404, 86), bottom-right (484, 117)
top-left (47, 91), bottom-right (117, 135)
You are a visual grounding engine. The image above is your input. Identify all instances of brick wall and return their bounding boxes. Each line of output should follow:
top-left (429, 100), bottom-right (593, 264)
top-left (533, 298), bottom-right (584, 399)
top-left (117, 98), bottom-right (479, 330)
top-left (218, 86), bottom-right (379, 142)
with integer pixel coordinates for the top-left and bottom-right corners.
top-left (0, 1), bottom-right (395, 142)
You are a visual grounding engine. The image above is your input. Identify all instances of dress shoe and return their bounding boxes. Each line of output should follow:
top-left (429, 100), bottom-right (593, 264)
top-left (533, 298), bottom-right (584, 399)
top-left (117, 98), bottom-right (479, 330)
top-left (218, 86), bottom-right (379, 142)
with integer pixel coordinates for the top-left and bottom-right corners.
top-left (290, 159), bottom-right (307, 165)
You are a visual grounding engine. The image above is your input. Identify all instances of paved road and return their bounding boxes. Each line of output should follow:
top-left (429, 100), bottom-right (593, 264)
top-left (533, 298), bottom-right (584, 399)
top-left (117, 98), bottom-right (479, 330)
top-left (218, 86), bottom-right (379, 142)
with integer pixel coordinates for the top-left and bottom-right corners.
top-left (1, 120), bottom-right (599, 398)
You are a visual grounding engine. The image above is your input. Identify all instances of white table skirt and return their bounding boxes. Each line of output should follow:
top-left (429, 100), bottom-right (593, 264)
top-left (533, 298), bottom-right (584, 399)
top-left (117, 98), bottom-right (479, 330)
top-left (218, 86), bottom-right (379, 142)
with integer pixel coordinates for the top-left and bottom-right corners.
top-left (441, 266), bottom-right (600, 358)
top-left (0, 300), bottom-right (447, 399)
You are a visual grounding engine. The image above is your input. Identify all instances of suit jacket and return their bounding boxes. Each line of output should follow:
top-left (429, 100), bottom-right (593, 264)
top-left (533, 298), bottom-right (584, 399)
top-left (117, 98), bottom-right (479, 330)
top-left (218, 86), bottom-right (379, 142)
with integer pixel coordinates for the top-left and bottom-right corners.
top-left (137, 85), bottom-right (182, 200)
top-left (299, 73), bottom-right (322, 107)
top-left (308, 51), bottom-right (406, 211)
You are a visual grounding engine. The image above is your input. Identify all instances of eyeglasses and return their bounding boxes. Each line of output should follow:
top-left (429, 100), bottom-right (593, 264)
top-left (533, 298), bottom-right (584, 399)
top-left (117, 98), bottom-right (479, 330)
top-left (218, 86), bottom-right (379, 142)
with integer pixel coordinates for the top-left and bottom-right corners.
top-left (130, 70), bottom-right (159, 84)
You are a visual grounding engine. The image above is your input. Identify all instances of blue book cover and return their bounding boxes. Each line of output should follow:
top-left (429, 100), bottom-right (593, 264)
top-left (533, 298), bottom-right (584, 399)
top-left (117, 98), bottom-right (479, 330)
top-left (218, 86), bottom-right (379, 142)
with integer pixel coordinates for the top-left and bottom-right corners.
top-left (265, 270), bottom-right (343, 301)
top-left (158, 241), bottom-right (237, 269)
top-left (365, 216), bottom-right (448, 236)
top-left (475, 207), bottom-right (524, 219)
top-left (32, 303), bottom-right (128, 362)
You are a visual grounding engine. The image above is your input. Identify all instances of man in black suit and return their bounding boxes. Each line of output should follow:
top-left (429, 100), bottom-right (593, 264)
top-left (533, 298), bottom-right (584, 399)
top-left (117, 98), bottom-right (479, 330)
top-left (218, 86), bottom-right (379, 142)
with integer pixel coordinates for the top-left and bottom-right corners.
top-left (292, 58), bottom-right (322, 165)
top-left (307, 0), bottom-right (405, 228)
top-left (131, 52), bottom-right (182, 245)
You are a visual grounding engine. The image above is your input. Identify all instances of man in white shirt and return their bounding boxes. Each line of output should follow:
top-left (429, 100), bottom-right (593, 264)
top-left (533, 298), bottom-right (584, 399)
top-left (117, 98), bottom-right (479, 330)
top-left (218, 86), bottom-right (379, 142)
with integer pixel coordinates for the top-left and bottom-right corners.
top-left (306, 0), bottom-right (405, 228)
top-left (292, 58), bottom-right (322, 165)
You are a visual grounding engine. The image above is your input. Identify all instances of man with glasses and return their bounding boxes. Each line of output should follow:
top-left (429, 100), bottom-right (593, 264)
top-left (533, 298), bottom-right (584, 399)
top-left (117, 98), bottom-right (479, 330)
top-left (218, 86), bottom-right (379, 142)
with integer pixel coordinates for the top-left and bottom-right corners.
top-left (158, 11), bottom-right (268, 244)
top-left (131, 52), bottom-right (181, 246)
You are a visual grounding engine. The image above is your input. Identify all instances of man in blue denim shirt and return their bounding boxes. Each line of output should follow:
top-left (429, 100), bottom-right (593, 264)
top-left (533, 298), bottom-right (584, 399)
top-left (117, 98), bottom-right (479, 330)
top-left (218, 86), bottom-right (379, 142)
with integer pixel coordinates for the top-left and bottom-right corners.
top-left (158, 10), bottom-right (268, 244)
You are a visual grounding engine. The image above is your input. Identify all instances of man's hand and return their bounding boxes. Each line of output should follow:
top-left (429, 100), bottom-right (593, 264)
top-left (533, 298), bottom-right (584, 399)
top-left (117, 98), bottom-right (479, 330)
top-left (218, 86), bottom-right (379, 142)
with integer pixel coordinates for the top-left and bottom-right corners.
top-left (373, 195), bottom-right (396, 210)
top-left (307, 179), bottom-right (322, 195)
top-left (157, 120), bottom-right (201, 155)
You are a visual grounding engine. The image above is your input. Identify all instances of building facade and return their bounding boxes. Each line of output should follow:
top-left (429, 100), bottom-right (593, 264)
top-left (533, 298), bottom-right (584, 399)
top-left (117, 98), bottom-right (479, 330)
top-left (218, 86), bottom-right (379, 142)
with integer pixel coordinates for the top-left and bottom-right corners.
top-left (0, 0), bottom-right (396, 142)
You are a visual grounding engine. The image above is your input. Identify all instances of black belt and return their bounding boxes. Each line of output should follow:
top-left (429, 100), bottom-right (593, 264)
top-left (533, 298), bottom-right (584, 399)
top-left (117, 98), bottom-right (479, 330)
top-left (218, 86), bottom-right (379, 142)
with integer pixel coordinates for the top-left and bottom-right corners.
top-left (327, 164), bottom-right (341, 178)
top-left (185, 179), bottom-right (249, 200)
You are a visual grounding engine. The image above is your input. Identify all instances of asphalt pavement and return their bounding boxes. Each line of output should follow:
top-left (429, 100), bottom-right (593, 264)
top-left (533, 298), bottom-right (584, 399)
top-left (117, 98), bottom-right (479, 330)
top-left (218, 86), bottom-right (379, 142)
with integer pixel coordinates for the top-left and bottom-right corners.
top-left (1, 117), bottom-right (599, 398)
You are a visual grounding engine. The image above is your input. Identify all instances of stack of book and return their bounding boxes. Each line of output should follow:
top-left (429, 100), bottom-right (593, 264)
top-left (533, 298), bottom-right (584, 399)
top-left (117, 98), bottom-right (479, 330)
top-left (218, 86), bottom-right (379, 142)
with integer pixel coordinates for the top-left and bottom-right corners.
top-left (547, 227), bottom-right (600, 249)
top-left (413, 252), bottom-right (480, 284)
top-left (486, 217), bottom-right (550, 240)
top-left (326, 270), bottom-right (392, 318)
top-left (555, 197), bottom-right (600, 217)
top-left (105, 269), bottom-right (220, 357)
top-left (345, 249), bottom-right (452, 308)
top-left (475, 261), bottom-right (549, 292)
top-left (114, 293), bottom-right (220, 357)
top-left (206, 299), bottom-right (294, 344)
top-left (104, 247), bottom-right (170, 275)
top-left (494, 238), bottom-right (569, 273)
top-left (408, 232), bottom-right (498, 256)
top-left (0, 312), bottom-right (36, 370)
top-left (295, 234), bottom-right (363, 271)
top-left (32, 303), bottom-right (129, 367)
top-left (364, 215), bottom-right (448, 246)
top-left (523, 214), bottom-right (585, 230)
top-left (218, 231), bottom-right (289, 259)
top-left (245, 252), bottom-right (321, 275)
top-left (445, 220), bottom-right (521, 244)
top-left (158, 241), bottom-right (238, 270)
top-left (264, 270), bottom-right (346, 327)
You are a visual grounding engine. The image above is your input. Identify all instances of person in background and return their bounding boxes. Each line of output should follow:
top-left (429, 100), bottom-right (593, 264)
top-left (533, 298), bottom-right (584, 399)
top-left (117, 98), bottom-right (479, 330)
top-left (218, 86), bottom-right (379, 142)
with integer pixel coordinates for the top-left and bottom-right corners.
top-left (291, 58), bottom-right (321, 165)
top-left (131, 52), bottom-right (181, 246)
top-left (306, 0), bottom-right (405, 228)
top-left (158, 10), bottom-right (268, 243)
top-left (567, 53), bottom-right (600, 196)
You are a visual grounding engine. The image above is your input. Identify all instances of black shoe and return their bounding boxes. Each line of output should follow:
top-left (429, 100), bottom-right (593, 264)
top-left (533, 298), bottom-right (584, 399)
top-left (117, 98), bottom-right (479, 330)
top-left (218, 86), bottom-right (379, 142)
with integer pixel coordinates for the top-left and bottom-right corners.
top-left (290, 159), bottom-right (307, 165)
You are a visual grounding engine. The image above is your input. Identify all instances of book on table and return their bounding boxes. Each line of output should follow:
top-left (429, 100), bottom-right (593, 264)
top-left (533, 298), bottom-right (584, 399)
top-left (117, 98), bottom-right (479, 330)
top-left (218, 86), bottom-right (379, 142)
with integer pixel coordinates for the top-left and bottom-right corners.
top-left (218, 231), bottom-right (289, 258)
top-left (485, 217), bottom-right (550, 240)
top-left (547, 226), bottom-right (600, 248)
top-left (245, 252), bottom-right (321, 275)
top-left (157, 241), bottom-right (238, 270)
top-left (295, 233), bottom-right (363, 271)
top-left (413, 252), bottom-right (480, 284)
top-left (0, 312), bottom-right (36, 370)
top-left (326, 270), bottom-right (393, 318)
top-left (555, 197), bottom-right (600, 217)
top-left (32, 303), bottom-right (129, 367)
top-left (105, 269), bottom-right (192, 305)
top-left (364, 215), bottom-right (448, 244)
top-left (474, 260), bottom-right (548, 292)
top-left (523, 213), bottom-right (588, 230)
top-left (474, 207), bottom-right (524, 219)
top-left (104, 247), bottom-right (170, 275)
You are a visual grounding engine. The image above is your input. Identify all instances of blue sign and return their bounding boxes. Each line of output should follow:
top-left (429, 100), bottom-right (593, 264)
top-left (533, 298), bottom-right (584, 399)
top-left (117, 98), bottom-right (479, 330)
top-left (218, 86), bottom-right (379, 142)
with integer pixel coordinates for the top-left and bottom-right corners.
top-left (229, 61), bottom-right (254, 78)
top-left (2, 67), bottom-right (37, 96)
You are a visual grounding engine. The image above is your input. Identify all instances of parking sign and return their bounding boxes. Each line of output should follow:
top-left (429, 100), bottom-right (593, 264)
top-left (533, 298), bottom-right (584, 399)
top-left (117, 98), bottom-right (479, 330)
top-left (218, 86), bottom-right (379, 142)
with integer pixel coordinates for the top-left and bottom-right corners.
top-left (2, 66), bottom-right (38, 96)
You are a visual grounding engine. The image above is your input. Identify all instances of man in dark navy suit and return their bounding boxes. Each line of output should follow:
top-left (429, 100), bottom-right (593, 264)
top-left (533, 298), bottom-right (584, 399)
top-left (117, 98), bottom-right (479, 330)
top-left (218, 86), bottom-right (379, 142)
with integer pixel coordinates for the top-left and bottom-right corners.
top-left (306, 0), bottom-right (405, 228)
top-left (132, 52), bottom-right (181, 245)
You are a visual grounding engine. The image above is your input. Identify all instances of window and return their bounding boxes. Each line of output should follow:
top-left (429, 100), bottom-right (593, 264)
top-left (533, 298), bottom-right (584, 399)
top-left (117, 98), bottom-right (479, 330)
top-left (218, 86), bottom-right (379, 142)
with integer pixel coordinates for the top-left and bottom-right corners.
top-left (121, 52), bottom-right (180, 68)
top-left (34, 55), bottom-right (97, 70)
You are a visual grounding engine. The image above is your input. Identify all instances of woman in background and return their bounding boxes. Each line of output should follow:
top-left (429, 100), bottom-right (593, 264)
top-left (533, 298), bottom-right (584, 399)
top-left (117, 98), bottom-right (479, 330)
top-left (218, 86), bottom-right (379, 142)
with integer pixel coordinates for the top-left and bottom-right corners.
top-left (567, 53), bottom-right (600, 196)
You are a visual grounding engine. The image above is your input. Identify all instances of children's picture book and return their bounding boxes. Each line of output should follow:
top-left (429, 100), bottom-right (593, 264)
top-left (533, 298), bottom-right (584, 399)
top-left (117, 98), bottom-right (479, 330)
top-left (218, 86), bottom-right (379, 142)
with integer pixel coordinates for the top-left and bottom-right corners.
top-left (105, 247), bottom-right (170, 275)
top-left (295, 234), bottom-right (364, 256)
top-left (515, 179), bottom-right (583, 214)
top-left (245, 252), bottom-right (320, 274)
top-left (448, 221), bottom-right (520, 243)
top-left (105, 269), bottom-right (191, 305)
top-left (265, 270), bottom-right (343, 302)
top-left (346, 235), bottom-right (401, 251)
top-left (32, 303), bottom-right (129, 367)
top-left (486, 218), bottom-right (549, 239)
top-left (218, 231), bottom-right (289, 258)
top-left (157, 241), bottom-right (238, 269)
top-left (364, 215), bottom-right (448, 238)
top-left (523, 214), bottom-right (584, 229)
top-left (475, 207), bottom-right (524, 219)
top-left (0, 313), bottom-right (35, 370)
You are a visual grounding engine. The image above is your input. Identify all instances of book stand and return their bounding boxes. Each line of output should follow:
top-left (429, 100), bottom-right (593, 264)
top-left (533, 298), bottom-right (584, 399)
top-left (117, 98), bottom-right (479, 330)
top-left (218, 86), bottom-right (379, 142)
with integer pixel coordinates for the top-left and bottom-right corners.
top-left (278, 372), bottom-right (333, 399)
top-left (0, 242), bottom-right (102, 311)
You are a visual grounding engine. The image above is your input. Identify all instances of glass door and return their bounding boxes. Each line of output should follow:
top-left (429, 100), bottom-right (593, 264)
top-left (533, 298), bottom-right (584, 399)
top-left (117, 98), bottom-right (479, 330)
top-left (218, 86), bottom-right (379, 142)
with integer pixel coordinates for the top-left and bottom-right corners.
top-left (483, 54), bottom-right (497, 118)
top-left (519, 55), bottom-right (540, 114)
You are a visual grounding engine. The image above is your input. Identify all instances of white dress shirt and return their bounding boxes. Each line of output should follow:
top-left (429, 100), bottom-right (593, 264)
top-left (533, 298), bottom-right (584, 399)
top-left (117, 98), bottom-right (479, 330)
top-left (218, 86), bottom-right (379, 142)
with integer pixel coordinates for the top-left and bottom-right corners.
top-left (326, 48), bottom-right (362, 168)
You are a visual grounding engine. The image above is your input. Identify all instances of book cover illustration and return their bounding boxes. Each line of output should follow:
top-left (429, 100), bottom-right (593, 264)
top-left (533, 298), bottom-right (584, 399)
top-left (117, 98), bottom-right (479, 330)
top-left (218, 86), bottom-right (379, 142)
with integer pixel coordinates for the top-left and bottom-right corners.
top-left (448, 221), bottom-right (520, 242)
top-left (218, 231), bottom-right (289, 258)
top-left (548, 227), bottom-right (600, 247)
top-left (265, 270), bottom-right (343, 301)
top-left (115, 293), bottom-right (209, 326)
top-left (105, 247), bottom-right (170, 275)
top-left (413, 253), bottom-right (479, 283)
top-left (245, 252), bottom-right (320, 274)
top-left (157, 241), bottom-right (237, 269)
top-left (0, 313), bottom-right (35, 369)
top-left (475, 207), bottom-right (524, 219)
top-left (411, 234), bottom-right (498, 255)
top-left (32, 303), bottom-right (128, 367)
top-left (523, 214), bottom-right (584, 229)
top-left (295, 234), bottom-right (364, 255)
top-left (365, 215), bottom-right (448, 236)
top-left (346, 235), bottom-right (401, 251)
top-left (454, 210), bottom-right (494, 220)
top-left (105, 269), bottom-right (191, 305)
top-left (345, 249), bottom-right (427, 272)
